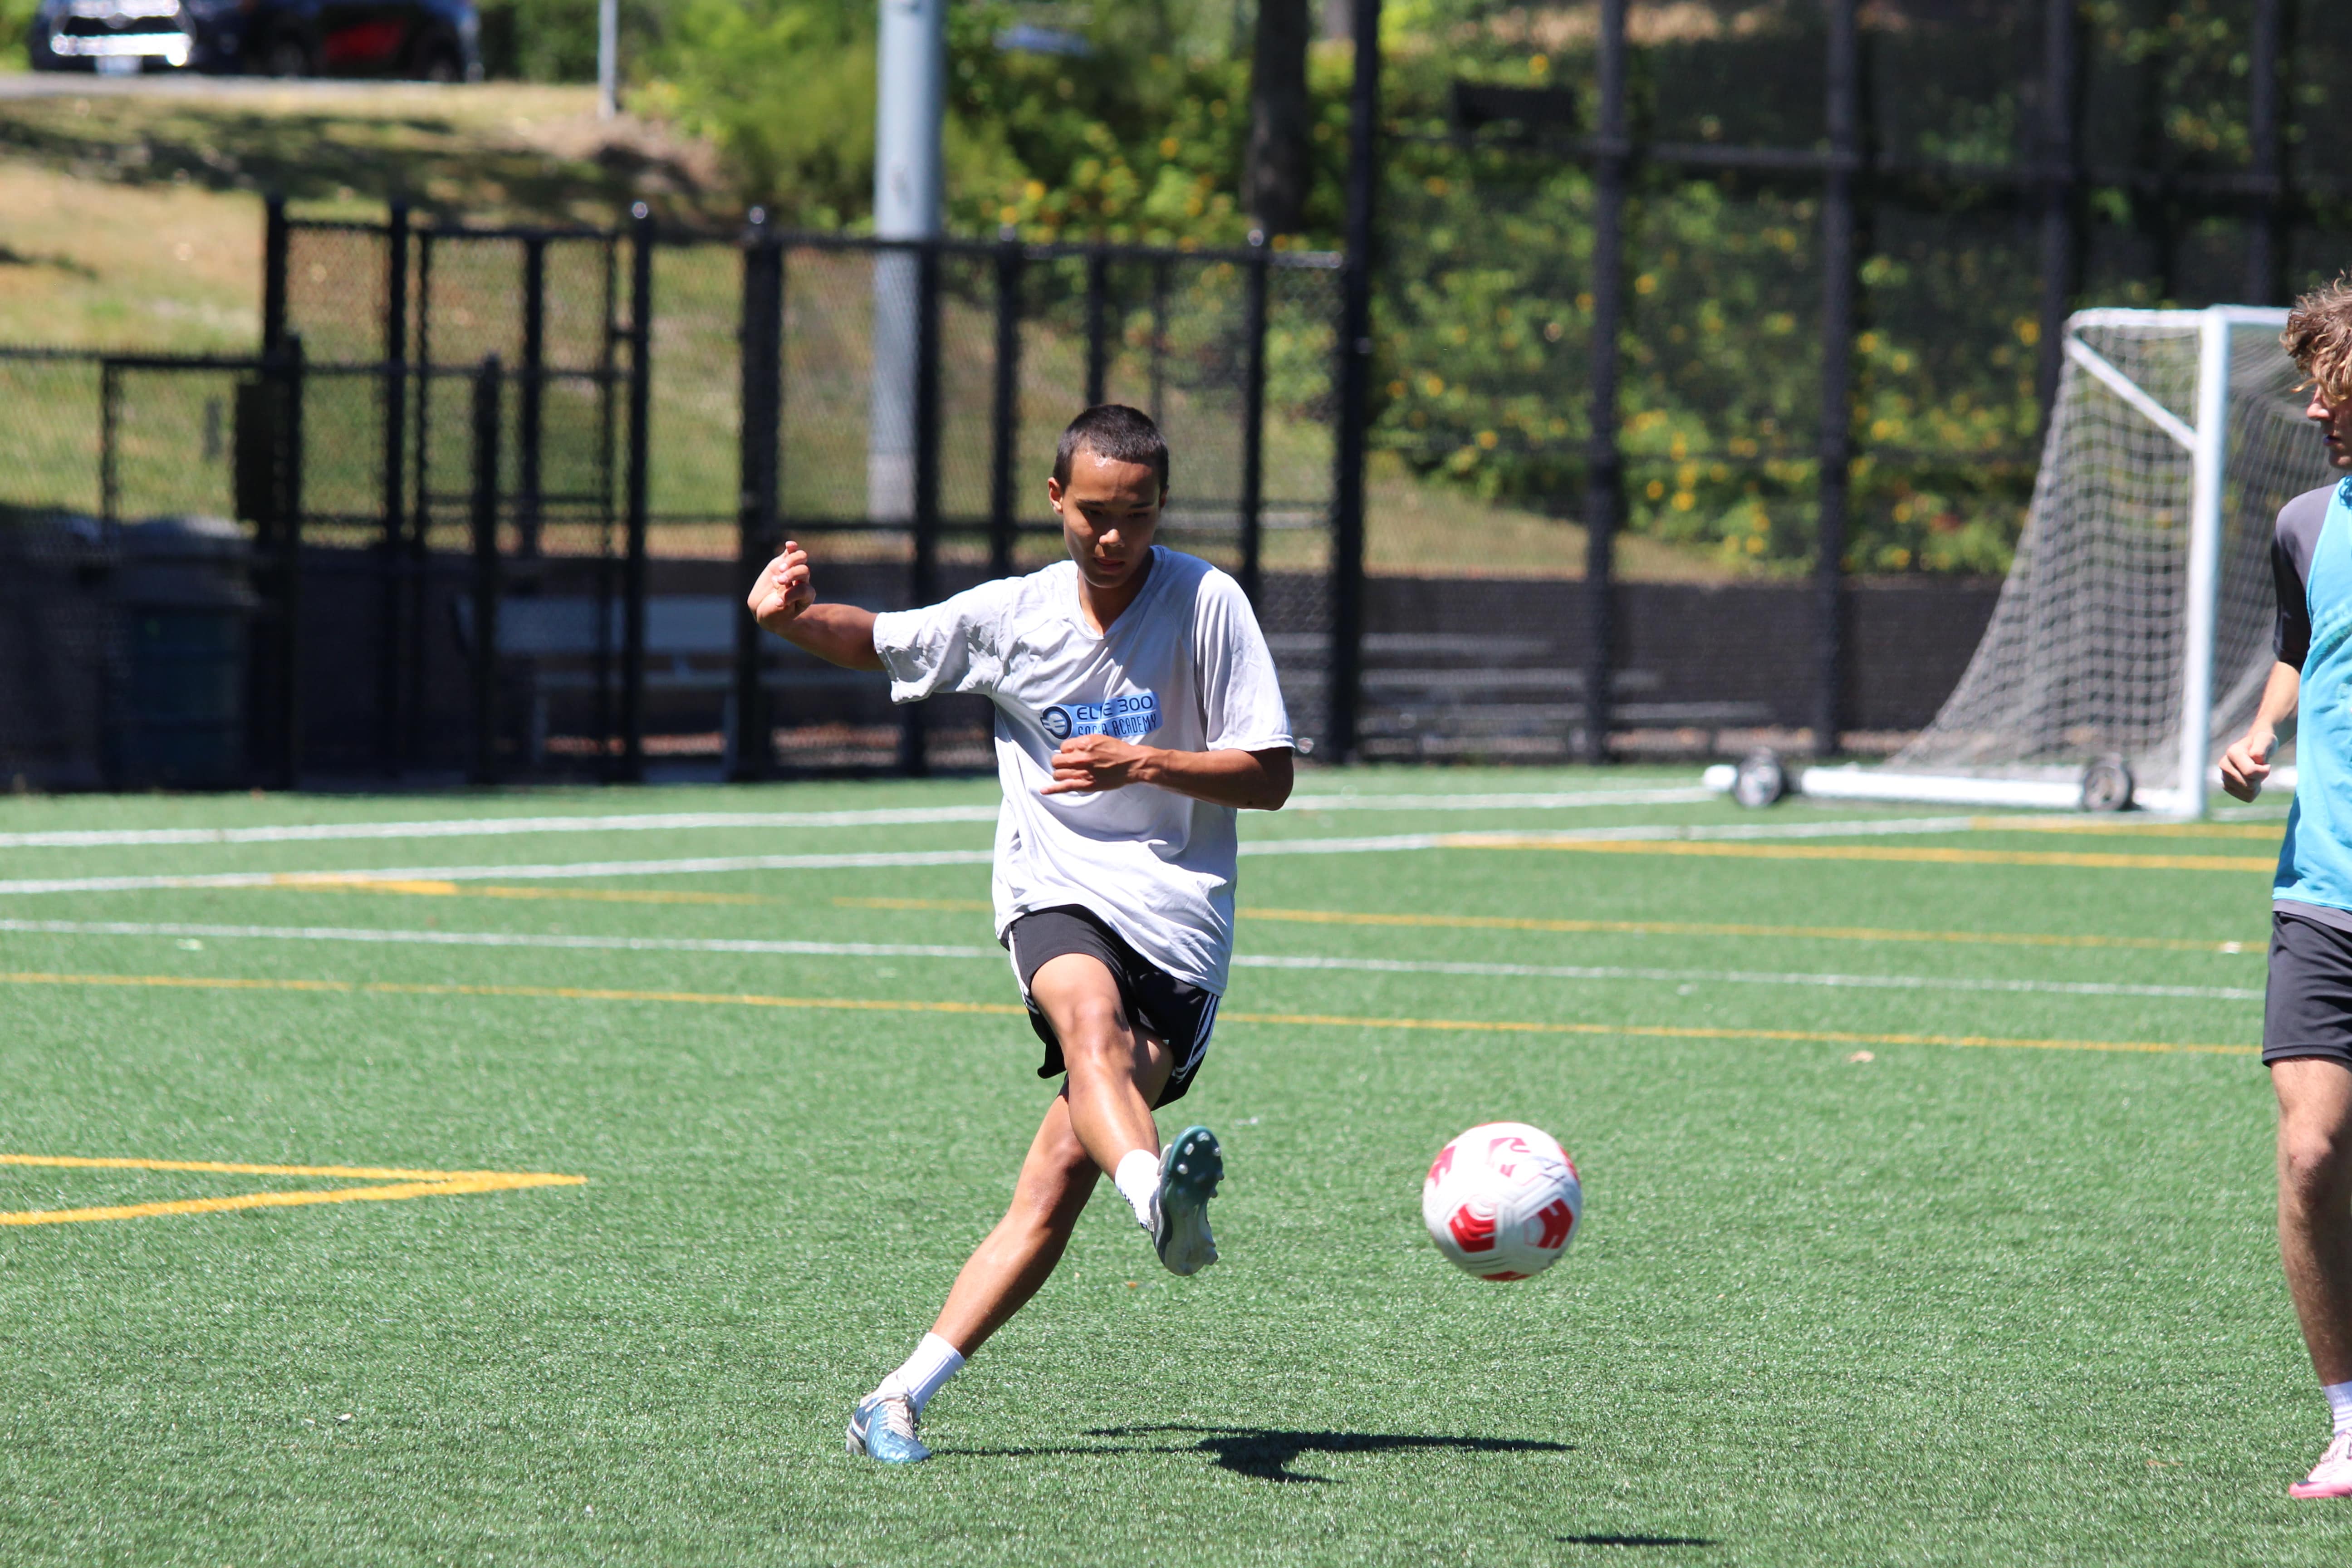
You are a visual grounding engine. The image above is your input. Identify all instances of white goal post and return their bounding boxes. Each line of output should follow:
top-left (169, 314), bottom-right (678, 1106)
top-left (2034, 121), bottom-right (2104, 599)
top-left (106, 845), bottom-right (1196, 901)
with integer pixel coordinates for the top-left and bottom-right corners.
top-left (1707, 305), bottom-right (2333, 816)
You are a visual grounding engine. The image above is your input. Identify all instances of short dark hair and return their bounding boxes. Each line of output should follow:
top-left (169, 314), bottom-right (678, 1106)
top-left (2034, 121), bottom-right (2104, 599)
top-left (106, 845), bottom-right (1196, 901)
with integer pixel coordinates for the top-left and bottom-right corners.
top-left (1054, 404), bottom-right (1169, 495)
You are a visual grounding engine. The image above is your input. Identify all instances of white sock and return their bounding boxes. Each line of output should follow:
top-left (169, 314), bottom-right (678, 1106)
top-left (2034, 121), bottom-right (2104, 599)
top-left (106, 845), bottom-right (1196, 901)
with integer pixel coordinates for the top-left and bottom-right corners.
top-left (874, 1333), bottom-right (965, 1417)
top-left (1113, 1147), bottom-right (1161, 1232)
top-left (2326, 1381), bottom-right (2352, 1436)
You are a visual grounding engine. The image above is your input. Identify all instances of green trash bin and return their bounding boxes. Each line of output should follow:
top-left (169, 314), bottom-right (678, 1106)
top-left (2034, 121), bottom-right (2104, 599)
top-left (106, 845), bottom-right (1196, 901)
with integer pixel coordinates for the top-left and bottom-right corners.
top-left (114, 515), bottom-right (259, 789)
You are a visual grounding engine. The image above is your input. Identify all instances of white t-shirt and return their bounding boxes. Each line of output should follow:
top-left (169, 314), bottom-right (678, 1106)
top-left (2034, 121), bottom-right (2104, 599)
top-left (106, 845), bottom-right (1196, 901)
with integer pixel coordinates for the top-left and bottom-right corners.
top-left (871, 547), bottom-right (1292, 994)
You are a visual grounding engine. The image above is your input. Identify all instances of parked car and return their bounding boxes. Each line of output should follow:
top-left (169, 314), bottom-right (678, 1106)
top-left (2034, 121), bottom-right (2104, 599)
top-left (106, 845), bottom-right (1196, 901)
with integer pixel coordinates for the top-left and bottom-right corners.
top-left (29, 0), bottom-right (480, 79)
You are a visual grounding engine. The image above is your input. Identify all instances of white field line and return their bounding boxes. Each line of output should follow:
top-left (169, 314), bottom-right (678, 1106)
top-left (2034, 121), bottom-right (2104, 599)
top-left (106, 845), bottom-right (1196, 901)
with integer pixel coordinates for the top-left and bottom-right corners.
top-left (0, 918), bottom-right (2262, 1003)
top-left (1243, 815), bottom-right (1986, 857)
top-left (0, 787), bottom-right (1715, 850)
top-left (1229, 952), bottom-right (2259, 1002)
top-left (0, 805), bottom-right (1004, 849)
top-left (0, 816), bottom-right (1965, 895)
top-left (0, 848), bottom-right (1000, 896)
top-left (0, 817), bottom-right (2029, 897)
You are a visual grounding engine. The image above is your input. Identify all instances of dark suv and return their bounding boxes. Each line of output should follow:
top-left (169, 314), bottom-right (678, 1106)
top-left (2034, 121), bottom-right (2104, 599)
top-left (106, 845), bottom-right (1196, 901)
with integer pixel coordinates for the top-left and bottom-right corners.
top-left (29, 0), bottom-right (480, 79)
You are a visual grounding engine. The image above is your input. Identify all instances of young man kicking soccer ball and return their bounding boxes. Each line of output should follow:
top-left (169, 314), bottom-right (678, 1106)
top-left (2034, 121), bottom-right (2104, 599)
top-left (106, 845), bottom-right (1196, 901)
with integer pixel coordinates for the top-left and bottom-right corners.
top-left (745, 404), bottom-right (1294, 1464)
top-left (2221, 277), bottom-right (2352, 1499)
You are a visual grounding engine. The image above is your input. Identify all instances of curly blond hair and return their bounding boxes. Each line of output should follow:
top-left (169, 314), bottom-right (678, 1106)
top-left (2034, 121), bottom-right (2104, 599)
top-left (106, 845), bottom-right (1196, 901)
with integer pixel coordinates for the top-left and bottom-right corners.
top-left (2283, 276), bottom-right (2352, 403)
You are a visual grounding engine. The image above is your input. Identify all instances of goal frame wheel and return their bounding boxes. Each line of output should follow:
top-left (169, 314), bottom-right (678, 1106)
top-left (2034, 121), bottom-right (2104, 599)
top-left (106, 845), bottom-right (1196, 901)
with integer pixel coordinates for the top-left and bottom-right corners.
top-left (1730, 748), bottom-right (1788, 809)
top-left (2079, 756), bottom-right (2135, 813)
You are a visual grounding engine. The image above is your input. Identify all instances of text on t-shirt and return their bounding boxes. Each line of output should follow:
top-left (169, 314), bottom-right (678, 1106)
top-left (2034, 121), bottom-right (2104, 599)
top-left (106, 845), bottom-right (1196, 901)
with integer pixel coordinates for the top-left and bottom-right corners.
top-left (1040, 690), bottom-right (1161, 742)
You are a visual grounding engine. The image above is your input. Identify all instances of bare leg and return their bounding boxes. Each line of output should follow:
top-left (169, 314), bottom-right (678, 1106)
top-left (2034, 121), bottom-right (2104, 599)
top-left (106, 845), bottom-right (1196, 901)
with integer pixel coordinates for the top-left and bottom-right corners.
top-left (2275, 1058), bottom-right (2352, 1385)
top-left (932, 1066), bottom-right (1171, 1357)
top-left (1026, 952), bottom-right (1172, 1178)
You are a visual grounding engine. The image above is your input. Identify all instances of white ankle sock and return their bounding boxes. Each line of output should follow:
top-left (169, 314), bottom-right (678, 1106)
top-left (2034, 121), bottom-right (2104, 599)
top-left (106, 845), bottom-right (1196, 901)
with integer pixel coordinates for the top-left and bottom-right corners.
top-left (875, 1333), bottom-right (965, 1417)
top-left (2325, 1381), bottom-right (2352, 1436)
top-left (1113, 1147), bottom-right (1161, 1231)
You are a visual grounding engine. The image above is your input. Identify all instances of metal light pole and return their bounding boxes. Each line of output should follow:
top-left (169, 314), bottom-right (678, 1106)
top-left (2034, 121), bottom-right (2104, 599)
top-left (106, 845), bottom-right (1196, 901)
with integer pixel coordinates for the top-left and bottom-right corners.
top-left (869, 0), bottom-right (946, 522)
top-left (597, 0), bottom-right (617, 120)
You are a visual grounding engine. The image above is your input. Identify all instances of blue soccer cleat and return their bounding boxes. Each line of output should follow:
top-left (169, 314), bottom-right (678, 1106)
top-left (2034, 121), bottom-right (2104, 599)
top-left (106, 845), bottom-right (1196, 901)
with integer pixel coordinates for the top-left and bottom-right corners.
top-left (1153, 1125), bottom-right (1223, 1276)
top-left (846, 1392), bottom-right (931, 1464)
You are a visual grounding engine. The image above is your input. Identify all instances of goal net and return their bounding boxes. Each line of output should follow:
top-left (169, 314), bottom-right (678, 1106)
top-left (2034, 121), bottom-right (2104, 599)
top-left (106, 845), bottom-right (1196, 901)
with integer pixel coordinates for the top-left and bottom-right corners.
top-left (1836, 308), bottom-right (2331, 813)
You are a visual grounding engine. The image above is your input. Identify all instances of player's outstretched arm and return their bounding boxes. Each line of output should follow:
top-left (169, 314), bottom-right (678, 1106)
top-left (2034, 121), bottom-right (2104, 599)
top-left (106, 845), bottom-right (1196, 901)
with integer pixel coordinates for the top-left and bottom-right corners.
top-left (746, 540), bottom-right (884, 672)
top-left (2221, 660), bottom-right (2301, 802)
top-left (1042, 737), bottom-right (1293, 810)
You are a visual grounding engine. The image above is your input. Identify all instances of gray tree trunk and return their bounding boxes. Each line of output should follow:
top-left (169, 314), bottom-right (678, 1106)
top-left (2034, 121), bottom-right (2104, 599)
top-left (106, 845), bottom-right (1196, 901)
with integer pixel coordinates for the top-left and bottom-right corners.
top-left (1245, 0), bottom-right (1313, 235)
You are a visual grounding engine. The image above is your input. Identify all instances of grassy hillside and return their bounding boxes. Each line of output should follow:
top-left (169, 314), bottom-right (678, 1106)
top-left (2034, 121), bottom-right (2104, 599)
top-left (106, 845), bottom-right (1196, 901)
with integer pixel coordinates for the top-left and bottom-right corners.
top-left (0, 81), bottom-right (717, 351)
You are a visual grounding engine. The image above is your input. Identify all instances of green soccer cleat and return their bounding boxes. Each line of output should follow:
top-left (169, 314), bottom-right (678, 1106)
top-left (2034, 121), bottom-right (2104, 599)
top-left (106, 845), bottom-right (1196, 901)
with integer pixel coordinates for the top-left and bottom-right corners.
top-left (1152, 1125), bottom-right (1223, 1276)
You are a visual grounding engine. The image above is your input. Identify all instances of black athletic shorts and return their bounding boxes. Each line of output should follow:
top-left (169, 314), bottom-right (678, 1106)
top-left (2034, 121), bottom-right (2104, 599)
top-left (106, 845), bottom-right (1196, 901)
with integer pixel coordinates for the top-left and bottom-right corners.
top-left (2264, 910), bottom-right (2352, 1067)
top-left (1004, 905), bottom-right (1220, 1108)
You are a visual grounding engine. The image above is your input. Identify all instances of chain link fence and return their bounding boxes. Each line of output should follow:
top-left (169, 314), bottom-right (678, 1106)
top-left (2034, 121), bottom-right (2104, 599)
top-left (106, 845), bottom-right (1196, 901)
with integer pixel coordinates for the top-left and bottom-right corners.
top-left (0, 213), bottom-right (1343, 787)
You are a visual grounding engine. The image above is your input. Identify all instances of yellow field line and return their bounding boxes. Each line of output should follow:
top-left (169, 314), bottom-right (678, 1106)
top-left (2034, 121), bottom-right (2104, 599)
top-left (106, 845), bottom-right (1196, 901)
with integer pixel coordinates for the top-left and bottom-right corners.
top-left (0, 968), bottom-right (2248, 1058)
top-left (833, 896), bottom-right (2260, 955)
top-left (1975, 816), bottom-right (2285, 841)
top-left (0, 1157), bottom-right (583, 1228)
top-left (0, 968), bottom-right (1028, 1016)
top-left (1446, 837), bottom-right (2277, 872)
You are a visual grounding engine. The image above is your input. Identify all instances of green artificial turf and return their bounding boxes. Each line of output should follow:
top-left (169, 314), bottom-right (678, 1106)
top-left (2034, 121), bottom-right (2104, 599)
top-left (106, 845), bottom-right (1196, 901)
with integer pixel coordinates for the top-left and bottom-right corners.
top-left (0, 768), bottom-right (2342, 1566)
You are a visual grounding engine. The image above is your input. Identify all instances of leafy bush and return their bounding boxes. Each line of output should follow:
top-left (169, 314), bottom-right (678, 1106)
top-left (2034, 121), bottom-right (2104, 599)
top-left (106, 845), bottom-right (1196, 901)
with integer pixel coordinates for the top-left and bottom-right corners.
top-left (648, 0), bottom-right (1268, 242)
top-left (0, 0), bottom-right (40, 69)
top-left (639, 0), bottom-right (2345, 577)
top-left (650, 0), bottom-right (878, 226)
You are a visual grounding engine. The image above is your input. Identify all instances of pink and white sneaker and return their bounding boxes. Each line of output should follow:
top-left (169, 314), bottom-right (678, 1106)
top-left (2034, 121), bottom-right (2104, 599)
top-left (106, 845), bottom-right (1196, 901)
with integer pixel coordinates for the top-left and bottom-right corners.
top-left (2290, 1431), bottom-right (2352, 1499)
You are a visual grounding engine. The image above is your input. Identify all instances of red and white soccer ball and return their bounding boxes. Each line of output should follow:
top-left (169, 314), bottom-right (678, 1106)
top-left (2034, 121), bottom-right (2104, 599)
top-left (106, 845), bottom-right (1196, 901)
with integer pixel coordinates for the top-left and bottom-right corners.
top-left (1421, 1122), bottom-right (1583, 1281)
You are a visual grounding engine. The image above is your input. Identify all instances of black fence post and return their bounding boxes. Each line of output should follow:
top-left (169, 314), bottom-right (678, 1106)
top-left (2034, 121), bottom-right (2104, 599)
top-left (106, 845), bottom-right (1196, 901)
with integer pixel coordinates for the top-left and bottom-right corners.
top-left (2035, 0), bottom-right (2082, 419)
top-left (406, 229), bottom-right (438, 773)
top-left (1240, 231), bottom-right (1270, 609)
top-left (380, 199), bottom-right (409, 777)
top-left (593, 232), bottom-right (620, 768)
top-left (989, 229), bottom-right (1024, 579)
top-left (1149, 260), bottom-right (1171, 424)
top-left (519, 236), bottom-right (546, 560)
top-left (270, 336), bottom-right (305, 789)
top-left (99, 360), bottom-right (120, 524)
top-left (1328, 0), bottom-right (1380, 764)
top-left (733, 210), bottom-right (783, 783)
top-left (621, 203), bottom-right (655, 782)
top-left (1813, 0), bottom-right (1860, 758)
top-left (2245, 0), bottom-right (2287, 306)
top-left (262, 195), bottom-right (288, 355)
top-left (234, 347), bottom-right (294, 785)
top-left (1084, 248), bottom-right (1110, 408)
top-left (900, 241), bottom-right (942, 779)
top-left (1579, 0), bottom-right (1628, 765)
top-left (470, 354), bottom-right (503, 785)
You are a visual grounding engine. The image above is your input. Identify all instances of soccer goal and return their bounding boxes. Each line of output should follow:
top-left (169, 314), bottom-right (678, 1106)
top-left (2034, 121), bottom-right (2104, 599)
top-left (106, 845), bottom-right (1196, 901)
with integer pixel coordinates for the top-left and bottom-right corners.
top-left (1710, 305), bottom-right (2333, 816)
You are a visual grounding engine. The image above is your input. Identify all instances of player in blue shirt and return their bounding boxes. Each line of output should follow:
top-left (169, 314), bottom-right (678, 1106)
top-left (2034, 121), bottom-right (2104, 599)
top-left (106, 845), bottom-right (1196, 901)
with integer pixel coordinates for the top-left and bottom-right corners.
top-left (2220, 278), bottom-right (2352, 1498)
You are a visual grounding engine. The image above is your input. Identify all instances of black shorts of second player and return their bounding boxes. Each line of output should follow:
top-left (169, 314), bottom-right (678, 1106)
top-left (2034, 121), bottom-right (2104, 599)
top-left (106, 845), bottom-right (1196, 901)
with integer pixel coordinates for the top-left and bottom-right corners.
top-left (2264, 909), bottom-right (2352, 1068)
top-left (1004, 905), bottom-right (1220, 1109)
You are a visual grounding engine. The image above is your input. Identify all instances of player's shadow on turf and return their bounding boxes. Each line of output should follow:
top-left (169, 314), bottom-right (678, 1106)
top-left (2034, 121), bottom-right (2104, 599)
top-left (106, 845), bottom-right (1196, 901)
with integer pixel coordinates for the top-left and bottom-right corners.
top-left (1556, 1535), bottom-right (1717, 1549)
top-left (1083, 1423), bottom-right (1574, 1483)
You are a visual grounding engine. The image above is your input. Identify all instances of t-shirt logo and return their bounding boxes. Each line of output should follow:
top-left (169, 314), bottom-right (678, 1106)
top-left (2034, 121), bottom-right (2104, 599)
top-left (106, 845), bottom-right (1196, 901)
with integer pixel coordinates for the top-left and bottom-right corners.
top-left (1041, 691), bottom-right (1161, 743)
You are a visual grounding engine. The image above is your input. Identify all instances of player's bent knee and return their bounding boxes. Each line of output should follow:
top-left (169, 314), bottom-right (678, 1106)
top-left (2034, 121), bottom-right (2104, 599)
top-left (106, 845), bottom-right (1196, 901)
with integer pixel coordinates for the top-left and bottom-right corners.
top-left (2283, 1130), bottom-right (2352, 1197)
top-left (1057, 1015), bottom-right (1138, 1076)
top-left (1011, 1122), bottom-right (1100, 1220)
